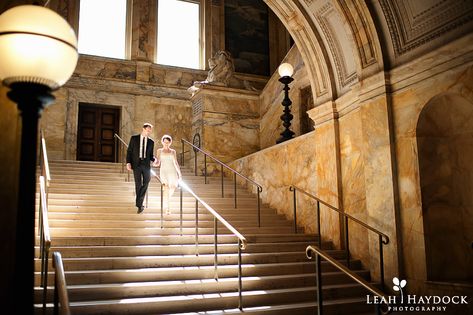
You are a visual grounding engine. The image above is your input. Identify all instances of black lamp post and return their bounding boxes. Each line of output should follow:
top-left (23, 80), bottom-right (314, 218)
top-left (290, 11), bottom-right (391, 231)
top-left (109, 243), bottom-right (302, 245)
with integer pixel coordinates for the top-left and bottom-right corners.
top-left (0, 5), bottom-right (78, 312)
top-left (276, 63), bottom-right (295, 144)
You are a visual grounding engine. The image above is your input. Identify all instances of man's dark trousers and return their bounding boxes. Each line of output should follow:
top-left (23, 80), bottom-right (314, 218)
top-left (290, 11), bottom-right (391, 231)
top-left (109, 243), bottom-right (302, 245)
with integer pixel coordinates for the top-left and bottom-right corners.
top-left (133, 160), bottom-right (151, 208)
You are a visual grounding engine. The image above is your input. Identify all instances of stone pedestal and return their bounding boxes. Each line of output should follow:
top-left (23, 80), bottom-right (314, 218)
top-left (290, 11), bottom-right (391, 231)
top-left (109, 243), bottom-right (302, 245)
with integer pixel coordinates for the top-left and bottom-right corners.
top-left (189, 84), bottom-right (260, 175)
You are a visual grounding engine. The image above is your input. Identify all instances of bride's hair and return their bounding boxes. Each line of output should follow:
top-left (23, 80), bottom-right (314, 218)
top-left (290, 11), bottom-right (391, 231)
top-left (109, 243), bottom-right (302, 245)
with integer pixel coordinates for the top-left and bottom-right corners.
top-left (161, 135), bottom-right (172, 143)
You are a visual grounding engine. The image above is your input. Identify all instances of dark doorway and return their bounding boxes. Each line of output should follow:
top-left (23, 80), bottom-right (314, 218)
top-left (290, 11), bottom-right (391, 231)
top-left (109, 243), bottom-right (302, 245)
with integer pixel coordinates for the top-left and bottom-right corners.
top-left (77, 103), bottom-right (120, 162)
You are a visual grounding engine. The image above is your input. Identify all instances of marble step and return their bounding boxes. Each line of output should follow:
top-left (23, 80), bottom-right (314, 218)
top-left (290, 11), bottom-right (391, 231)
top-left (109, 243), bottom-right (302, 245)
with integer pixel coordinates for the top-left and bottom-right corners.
top-left (35, 241), bottom-right (321, 258)
top-left (37, 226), bottom-right (302, 237)
top-left (37, 218), bottom-right (292, 229)
top-left (34, 288), bottom-right (373, 315)
top-left (38, 201), bottom-right (263, 212)
top-left (41, 212), bottom-right (286, 221)
top-left (34, 273), bottom-right (373, 303)
top-left (34, 260), bottom-right (363, 286)
top-left (34, 250), bottom-right (349, 271)
top-left (38, 234), bottom-right (319, 246)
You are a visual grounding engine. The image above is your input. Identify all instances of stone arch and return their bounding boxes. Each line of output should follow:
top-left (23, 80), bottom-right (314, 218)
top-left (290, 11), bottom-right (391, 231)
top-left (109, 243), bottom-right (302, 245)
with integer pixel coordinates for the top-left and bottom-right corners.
top-left (416, 93), bottom-right (473, 282)
top-left (264, 0), bottom-right (384, 103)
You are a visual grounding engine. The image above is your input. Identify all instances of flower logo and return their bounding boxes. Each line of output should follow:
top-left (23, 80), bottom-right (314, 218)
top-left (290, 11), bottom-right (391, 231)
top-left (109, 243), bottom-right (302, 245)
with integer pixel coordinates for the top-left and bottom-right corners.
top-left (393, 277), bottom-right (407, 304)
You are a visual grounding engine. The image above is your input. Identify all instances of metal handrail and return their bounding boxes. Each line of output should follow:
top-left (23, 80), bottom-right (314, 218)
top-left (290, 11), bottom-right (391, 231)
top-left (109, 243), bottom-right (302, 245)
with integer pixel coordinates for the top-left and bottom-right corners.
top-left (290, 185), bottom-right (389, 289)
top-left (181, 138), bottom-right (263, 227)
top-left (40, 130), bottom-right (51, 186)
top-left (38, 175), bottom-right (51, 313)
top-left (306, 245), bottom-right (390, 315)
top-left (38, 131), bottom-right (52, 312)
top-left (153, 173), bottom-right (247, 309)
top-left (52, 252), bottom-right (71, 315)
top-left (114, 133), bottom-right (130, 181)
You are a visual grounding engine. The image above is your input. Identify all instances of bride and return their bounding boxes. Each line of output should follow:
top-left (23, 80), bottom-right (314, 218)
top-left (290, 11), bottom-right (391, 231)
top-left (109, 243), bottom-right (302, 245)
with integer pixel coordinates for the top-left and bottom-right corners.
top-left (156, 135), bottom-right (182, 214)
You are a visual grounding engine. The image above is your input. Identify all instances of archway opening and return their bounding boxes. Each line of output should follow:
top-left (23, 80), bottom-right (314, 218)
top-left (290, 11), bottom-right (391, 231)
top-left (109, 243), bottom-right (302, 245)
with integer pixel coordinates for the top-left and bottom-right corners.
top-left (417, 93), bottom-right (473, 282)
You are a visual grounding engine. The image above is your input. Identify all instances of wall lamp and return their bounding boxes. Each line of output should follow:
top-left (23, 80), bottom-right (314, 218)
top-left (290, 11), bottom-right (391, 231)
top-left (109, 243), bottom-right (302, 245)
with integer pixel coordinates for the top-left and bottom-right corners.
top-left (276, 62), bottom-right (295, 144)
top-left (0, 4), bottom-right (78, 312)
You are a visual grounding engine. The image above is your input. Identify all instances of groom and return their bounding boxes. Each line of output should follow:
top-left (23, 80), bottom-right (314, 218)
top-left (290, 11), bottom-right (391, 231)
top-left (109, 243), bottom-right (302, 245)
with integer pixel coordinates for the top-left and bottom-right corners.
top-left (126, 123), bottom-right (157, 213)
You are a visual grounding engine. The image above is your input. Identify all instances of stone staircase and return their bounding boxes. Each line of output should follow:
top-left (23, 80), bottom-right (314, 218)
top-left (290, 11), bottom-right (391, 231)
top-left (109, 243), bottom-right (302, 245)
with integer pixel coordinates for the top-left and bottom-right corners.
top-left (34, 160), bottom-right (376, 314)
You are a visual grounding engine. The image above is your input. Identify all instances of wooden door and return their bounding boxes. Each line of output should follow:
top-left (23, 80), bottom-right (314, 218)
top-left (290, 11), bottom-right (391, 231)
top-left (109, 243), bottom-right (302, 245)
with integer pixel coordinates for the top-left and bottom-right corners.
top-left (77, 103), bottom-right (120, 162)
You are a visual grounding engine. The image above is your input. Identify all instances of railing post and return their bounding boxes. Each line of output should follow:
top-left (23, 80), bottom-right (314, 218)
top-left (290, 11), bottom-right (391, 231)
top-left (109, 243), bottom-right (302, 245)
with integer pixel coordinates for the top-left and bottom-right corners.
top-left (379, 235), bottom-right (385, 289)
top-left (160, 184), bottom-right (163, 229)
top-left (214, 217), bottom-right (218, 281)
top-left (345, 216), bottom-right (350, 268)
top-left (43, 245), bottom-right (50, 312)
top-left (233, 173), bottom-right (237, 209)
top-left (204, 155), bottom-right (207, 184)
top-left (221, 164), bottom-right (224, 198)
top-left (317, 201), bottom-right (322, 248)
top-left (145, 190), bottom-right (148, 208)
top-left (292, 187), bottom-right (297, 234)
top-left (181, 140), bottom-right (185, 166)
top-left (238, 238), bottom-right (243, 310)
top-left (179, 196), bottom-right (182, 236)
top-left (315, 252), bottom-right (323, 315)
top-left (194, 150), bottom-right (198, 176)
top-left (54, 274), bottom-right (59, 315)
top-left (180, 187), bottom-right (183, 236)
top-left (195, 199), bottom-right (199, 256)
top-left (257, 187), bottom-right (261, 228)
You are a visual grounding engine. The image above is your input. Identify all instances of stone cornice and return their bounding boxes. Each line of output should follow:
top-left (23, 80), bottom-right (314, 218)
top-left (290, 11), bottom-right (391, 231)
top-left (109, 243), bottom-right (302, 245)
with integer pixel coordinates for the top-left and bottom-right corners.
top-left (65, 75), bottom-right (192, 100)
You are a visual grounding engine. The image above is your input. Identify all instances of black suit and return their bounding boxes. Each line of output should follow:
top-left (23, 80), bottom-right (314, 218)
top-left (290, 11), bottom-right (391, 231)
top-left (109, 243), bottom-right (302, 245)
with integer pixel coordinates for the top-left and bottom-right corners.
top-left (126, 135), bottom-right (155, 208)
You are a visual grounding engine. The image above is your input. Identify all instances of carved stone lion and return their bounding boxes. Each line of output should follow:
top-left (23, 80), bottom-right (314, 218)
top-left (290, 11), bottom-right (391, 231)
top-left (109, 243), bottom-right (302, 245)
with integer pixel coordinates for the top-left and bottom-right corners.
top-left (205, 50), bottom-right (235, 86)
top-left (187, 50), bottom-right (258, 96)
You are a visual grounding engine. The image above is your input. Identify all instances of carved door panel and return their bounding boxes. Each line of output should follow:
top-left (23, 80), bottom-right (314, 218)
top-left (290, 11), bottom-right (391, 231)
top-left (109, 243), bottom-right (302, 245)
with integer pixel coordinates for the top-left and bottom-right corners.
top-left (77, 103), bottom-right (120, 162)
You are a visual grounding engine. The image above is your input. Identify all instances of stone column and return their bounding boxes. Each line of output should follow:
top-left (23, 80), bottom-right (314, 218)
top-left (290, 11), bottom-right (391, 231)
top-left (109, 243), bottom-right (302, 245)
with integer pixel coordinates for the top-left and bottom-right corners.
top-left (359, 72), bottom-right (401, 287)
top-left (308, 101), bottom-right (343, 248)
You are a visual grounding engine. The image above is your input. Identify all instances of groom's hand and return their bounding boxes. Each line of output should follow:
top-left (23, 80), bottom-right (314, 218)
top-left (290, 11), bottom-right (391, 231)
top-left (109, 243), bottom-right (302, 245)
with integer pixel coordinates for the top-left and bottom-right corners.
top-left (126, 163), bottom-right (132, 171)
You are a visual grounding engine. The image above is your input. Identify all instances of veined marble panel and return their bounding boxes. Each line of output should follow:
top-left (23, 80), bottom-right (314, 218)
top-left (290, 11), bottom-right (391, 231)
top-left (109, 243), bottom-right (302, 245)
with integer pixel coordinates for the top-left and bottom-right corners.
top-left (229, 132), bottom-right (318, 234)
top-left (339, 109), bottom-right (369, 267)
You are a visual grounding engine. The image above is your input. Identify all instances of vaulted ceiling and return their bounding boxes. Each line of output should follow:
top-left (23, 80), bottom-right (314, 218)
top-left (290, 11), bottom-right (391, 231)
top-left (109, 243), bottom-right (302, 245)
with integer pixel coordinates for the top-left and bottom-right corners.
top-left (265, 0), bottom-right (473, 102)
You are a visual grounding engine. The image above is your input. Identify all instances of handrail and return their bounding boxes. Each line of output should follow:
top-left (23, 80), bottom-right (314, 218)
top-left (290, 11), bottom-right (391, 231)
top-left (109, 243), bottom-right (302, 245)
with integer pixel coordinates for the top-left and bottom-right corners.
top-left (40, 130), bottom-right (51, 185)
top-left (153, 174), bottom-right (247, 309)
top-left (52, 252), bottom-right (71, 315)
top-left (181, 138), bottom-right (263, 227)
top-left (39, 175), bottom-right (52, 312)
top-left (290, 185), bottom-right (389, 289)
top-left (114, 133), bottom-right (130, 181)
top-left (306, 245), bottom-right (390, 315)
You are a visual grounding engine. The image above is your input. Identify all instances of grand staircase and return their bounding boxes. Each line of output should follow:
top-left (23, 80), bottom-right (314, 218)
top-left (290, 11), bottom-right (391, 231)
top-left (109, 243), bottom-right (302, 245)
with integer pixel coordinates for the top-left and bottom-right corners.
top-left (34, 160), bottom-right (376, 314)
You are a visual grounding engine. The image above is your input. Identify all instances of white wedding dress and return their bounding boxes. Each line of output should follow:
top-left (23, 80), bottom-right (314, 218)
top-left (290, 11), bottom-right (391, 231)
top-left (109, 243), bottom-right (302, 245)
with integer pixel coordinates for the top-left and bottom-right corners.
top-left (159, 151), bottom-right (179, 213)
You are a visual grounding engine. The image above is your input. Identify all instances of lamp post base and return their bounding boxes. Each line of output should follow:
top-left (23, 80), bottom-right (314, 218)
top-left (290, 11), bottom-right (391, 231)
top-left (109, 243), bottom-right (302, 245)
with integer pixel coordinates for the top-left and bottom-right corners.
top-left (7, 82), bottom-right (54, 313)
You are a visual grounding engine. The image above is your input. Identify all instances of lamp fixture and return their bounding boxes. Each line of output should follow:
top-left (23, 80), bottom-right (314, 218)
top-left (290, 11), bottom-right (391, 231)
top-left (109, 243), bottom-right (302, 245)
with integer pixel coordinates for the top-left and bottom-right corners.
top-left (276, 63), bottom-right (295, 144)
top-left (0, 4), bottom-right (78, 312)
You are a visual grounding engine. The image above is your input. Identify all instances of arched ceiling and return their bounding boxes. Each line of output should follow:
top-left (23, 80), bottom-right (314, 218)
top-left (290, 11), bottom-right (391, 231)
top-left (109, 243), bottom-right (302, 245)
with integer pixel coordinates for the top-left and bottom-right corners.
top-left (265, 0), bottom-right (473, 104)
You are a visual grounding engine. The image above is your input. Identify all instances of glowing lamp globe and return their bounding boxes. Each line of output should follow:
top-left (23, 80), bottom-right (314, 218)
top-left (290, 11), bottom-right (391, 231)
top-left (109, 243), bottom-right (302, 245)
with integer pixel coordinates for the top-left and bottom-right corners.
top-left (278, 63), bottom-right (294, 78)
top-left (0, 5), bottom-right (78, 89)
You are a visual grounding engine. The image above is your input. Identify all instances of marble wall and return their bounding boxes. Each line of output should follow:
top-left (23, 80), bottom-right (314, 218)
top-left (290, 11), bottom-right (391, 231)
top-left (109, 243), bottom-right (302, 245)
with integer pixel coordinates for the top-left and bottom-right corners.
top-left (391, 33), bottom-right (473, 294)
top-left (190, 85), bottom-right (260, 175)
top-left (229, 132), bottom-right (318, 234)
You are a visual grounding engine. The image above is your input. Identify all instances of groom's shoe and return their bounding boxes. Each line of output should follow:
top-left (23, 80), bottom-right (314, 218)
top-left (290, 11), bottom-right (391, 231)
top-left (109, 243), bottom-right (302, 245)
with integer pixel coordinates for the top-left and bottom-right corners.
top-left (137, 206), bottom-right (144, 214)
